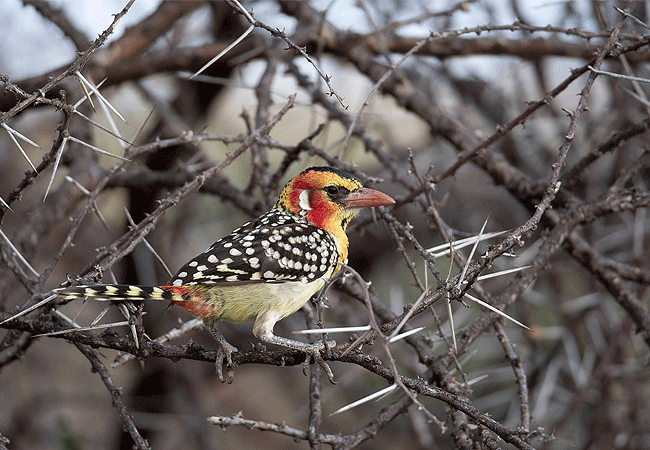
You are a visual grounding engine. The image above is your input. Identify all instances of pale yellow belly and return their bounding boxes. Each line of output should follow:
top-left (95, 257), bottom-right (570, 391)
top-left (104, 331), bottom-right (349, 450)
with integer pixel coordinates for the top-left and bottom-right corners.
top-left (175, 279), bottom-right (326, 323)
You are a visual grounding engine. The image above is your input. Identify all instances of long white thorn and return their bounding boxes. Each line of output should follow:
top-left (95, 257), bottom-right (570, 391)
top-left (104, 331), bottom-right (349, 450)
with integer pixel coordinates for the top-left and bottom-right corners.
top-left (65, 176), bottom-right (90, 195)
top-left (111, 318), bottom-right (204, 368)
top-left (339, 330), bottom-right (372, 357)
top-left (124, 207), bottom-right (173, 278)
top-left (587, 65), bottom-right (650, 84)
top-left (128, 107), bottom-right (154, 145)
top-left (388, 326), bottom-right (425, 343)
top-left (65, 176), bottom-right (109, 229)
top-left (475, 266), bottom-right (532, 281)
top-left (459, 216), bottom-right (489, 285)
top-left (389, 288), bottom-right (428, 338)
top-left (2, 123), bottom-right (38, 172)
top-left (294, 325), bottom-right (371, 334)
top-left (73, 109), bottom-right (133, 146)
top-left (67, 136), bottom-right (130, 161)
top-left (90, 305), bottom-right (113, 326)
top-left (76, 71), bottom-right (126, 122)
top-left (54, 309), bottom-right (82, 329)
top-left (43, 137), bottom-right (67, 201)
top-left (75, 74), bottom-right (96, 111)
top-left (190, 24), bottom-right (254, 80)
top-left (114, 302), bottom-right (140, 349)
top-left (73, 77), bottom-right (106, 108)
top-left (0, 196), bottom-right (10, 211)
top-left (330, 384), bottom-right (398, 416)
top-left (32, 321), bottom-right (130, 337)
top-left (444, 241), bottom-right (457, 352)
top-left (71, 76), bottom-right (131, 149)
top-left (467, 374), bottom-right (490, 386)
top-left (0, 228), bottom-right (39, 277)
top-left (428, 230), bottom-right (508, 258)
top-left (1, 122), bottom-right (40, 148)
top-left (0, 294), bottom-right (56, 325)
top-left (447, 292), bottom-right (457, 352)
top-left (464, 293), bottom-right (530, 330)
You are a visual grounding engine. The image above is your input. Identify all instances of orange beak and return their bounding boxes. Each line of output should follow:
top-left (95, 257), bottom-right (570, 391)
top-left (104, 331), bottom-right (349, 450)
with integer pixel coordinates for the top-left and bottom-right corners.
top-left (344, 187), bottom-right (395, 209)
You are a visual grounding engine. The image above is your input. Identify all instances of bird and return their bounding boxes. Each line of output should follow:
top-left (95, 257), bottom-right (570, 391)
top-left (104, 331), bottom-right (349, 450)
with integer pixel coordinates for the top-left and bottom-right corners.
top-left (53, 166), bottom-right (395, 382)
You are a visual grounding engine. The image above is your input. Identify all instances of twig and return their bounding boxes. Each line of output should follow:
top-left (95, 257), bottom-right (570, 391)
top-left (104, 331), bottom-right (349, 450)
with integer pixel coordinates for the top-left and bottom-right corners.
top-left (74, 342), bottom-right (150, 450)
top-left (494, 320), bottom-right (530, 431)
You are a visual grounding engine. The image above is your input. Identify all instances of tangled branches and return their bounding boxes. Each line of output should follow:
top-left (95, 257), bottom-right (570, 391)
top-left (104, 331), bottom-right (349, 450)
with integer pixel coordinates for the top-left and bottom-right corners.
top-left (1, 1), bottom-right (649, 449)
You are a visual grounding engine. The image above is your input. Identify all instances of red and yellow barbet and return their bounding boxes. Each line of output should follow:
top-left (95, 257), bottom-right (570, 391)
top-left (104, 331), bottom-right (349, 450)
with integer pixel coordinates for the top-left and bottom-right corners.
top-left (54, 166), bottom-right (394, 381)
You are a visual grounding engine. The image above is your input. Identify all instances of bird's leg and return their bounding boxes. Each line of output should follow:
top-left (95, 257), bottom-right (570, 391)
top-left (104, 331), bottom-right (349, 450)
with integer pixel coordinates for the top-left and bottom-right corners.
top-left (253, 314), bottom-right (336, 382)
top-left (203, 319), bottom-right (238, 384)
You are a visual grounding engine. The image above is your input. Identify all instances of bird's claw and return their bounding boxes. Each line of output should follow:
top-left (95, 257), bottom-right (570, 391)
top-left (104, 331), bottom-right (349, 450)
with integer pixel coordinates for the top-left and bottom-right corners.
top-left (216, 344), bottom-right (238, 384)
top-left (301, 339), bottom-right (337, 384)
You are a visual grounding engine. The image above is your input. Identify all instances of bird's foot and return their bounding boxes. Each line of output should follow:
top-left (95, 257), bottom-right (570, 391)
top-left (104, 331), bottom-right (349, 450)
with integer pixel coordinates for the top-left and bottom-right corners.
top-left (216, 343), bottom-right (238, 384)
top-left (302, 340), bottom-right (337, 384)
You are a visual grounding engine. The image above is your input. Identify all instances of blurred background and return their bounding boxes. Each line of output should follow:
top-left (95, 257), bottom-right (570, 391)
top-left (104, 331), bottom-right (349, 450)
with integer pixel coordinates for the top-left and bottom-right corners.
top-left (1, 1), bottom-right (649, 449)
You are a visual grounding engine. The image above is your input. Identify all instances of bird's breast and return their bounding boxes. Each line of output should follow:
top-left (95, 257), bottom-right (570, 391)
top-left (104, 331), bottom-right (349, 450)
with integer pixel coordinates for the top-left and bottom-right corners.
top-left (169, 278), bottom-right (327, 323)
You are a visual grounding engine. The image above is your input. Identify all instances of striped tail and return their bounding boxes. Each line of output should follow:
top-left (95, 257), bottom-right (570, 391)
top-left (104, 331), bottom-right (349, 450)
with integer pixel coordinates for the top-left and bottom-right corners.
top-left (53, 284), bottom-right (175, 302)
top-left (53, 285), bottom-right (217, 319)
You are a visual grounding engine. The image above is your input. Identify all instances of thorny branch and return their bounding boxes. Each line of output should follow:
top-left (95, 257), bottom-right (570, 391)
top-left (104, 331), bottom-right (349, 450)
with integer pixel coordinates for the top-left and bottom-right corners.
top-left (2, 1), bottom-right (650, 449)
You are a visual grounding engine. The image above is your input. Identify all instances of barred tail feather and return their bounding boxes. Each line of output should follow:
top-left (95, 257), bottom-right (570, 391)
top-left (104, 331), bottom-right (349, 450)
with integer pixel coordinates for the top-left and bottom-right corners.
top-left (53, 285), bottom-right (173, 302)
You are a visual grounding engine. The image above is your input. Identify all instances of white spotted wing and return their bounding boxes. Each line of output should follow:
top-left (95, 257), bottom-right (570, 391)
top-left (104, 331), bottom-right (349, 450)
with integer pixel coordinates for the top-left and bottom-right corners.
top-left (169, 210), bottom-right (338, 286)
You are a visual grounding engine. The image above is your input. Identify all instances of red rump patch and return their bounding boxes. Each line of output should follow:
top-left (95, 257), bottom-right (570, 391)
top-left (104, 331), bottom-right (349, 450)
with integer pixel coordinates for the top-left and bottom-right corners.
top-left (161, 285), bottom-right (214, 318)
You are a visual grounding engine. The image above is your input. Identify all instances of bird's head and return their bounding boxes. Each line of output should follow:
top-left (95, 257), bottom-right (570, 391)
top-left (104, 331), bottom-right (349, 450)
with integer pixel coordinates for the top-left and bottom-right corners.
top-left (276, 166), bottom-right (394, 252)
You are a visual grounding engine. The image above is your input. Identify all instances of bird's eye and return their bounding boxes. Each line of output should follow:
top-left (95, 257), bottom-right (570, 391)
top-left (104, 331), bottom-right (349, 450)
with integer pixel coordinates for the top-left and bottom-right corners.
top-left (324, 185), bottom-right (341, 197)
